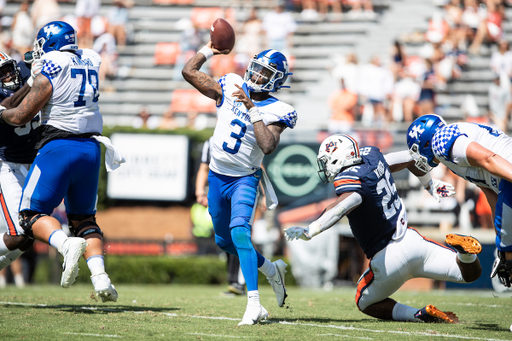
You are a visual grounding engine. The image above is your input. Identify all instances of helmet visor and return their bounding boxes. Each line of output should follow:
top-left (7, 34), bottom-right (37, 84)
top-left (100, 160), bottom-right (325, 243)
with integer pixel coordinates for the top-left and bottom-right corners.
top-left (0, 61), bottom-right (19, 90)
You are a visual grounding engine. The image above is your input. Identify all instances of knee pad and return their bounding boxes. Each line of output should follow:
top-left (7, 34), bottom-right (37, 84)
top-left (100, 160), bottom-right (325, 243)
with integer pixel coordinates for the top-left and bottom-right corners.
top-left (19, 210), bottom-right (47, 239)
top-left (67, 215), bottom-right (103, 238)
top-left (231, 226), bottom-right (252, 251)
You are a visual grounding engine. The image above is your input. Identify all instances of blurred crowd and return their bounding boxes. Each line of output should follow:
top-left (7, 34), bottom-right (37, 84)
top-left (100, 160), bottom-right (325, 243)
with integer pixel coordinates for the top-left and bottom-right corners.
top-left (0, 0), bottom-right (133, 86)
top-left (327, 0), bottom-right (512, 137)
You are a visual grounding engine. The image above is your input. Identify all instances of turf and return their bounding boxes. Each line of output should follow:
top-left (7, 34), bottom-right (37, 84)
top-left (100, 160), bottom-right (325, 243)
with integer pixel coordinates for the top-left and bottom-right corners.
top-left (1, 284), bottom-right (511, 340)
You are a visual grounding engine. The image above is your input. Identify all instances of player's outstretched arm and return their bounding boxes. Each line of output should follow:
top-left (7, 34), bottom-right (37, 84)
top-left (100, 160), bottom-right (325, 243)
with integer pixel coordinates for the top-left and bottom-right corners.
top-left (0, 75), bottom-right (51, 126)
top-left (182, 41), bottom-right (225, 106)
top-left (284, 192), bottom-right (362, 241)
top-left (466, 141), bottom-right (512, 184)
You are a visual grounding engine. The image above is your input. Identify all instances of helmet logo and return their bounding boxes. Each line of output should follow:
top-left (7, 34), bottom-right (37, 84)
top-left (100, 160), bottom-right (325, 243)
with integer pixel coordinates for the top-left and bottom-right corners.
top-left (408, 125), bottom-right (425, 139)
top-left (43, 24), bottom-right (60, 37)
top-left (325, 141), bottom-right (337, 153)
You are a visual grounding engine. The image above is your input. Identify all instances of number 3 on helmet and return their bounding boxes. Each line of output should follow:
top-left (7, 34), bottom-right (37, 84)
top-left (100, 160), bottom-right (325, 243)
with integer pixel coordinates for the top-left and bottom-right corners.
top-left (317, 134), bottom-right (363, 184)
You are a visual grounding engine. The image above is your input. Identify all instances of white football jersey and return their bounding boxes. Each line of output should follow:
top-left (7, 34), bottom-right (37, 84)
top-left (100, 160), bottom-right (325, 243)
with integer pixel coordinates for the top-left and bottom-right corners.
top-left (39, 49), bottom-right (103, 134)
top-left (209, 73), bottom-right (297, 177)
top-left (432, 122), bottom-right (512, 193)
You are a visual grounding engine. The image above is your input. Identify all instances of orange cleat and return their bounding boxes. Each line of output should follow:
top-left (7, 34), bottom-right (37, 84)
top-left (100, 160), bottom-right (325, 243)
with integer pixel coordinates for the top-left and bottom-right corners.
top-left (415, 304), bottom-right (459, 323)
top-left (445, 234), bottom-right (482, 254)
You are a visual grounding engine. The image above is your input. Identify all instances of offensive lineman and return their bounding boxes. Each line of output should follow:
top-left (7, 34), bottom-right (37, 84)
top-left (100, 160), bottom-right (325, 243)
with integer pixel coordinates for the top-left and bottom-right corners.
top-left (183, 43), bottom-right (296, 325)
top-left (0, 21), bottom-right (123, 301)
top-left (285, 134), bottom-right (482, 323)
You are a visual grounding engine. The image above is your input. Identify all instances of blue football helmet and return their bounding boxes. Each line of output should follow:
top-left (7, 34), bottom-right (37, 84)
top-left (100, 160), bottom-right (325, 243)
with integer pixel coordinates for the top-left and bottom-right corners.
top-left (244, 49), bottom-right (292, 93)
top-left (406, 114), bottom-right (446, 172)
top-left (33, 21), bottom-right (78, 60)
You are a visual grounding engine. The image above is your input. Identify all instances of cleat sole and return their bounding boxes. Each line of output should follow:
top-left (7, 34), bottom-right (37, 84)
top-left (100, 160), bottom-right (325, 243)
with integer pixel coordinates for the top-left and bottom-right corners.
top-left (445, 234), bottom-right (482, 254)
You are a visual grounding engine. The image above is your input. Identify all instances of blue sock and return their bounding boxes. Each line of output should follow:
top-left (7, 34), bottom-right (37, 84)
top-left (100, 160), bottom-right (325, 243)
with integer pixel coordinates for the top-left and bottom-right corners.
top-left (231, 225), bottom-right (258, 291)
top-left (256, 250), bottom-right (265, 268)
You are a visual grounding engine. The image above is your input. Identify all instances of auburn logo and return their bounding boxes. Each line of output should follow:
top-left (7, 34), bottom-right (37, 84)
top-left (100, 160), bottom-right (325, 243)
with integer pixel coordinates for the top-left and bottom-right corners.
top-left (325, 141), bottom-right (337, 153)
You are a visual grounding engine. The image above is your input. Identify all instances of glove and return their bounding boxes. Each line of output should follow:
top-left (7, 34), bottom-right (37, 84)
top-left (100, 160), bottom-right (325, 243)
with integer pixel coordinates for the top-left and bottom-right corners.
top-left (27, 59), bottom-right (43, 87)
top-left (426, 179), bottom-right (456, 203)
top-left (491, 251), bottom-right (512, 287)
top-left (284, 226), bottom-right (311, 241)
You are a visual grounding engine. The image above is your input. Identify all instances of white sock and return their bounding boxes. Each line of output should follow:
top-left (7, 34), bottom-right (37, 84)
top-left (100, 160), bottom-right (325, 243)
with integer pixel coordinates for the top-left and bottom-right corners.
top-left (0, 274), bottom-right (5, 288)
top-left (0, 233), bottom-right (10, 255)
top-left (14, 273), bottom-right (25, 288)
top-left (457, 253), bottom-right (477, 263)
top-left (0, 249), bottom-right (23, 270)
top-left (48, 230), bottom-right (68, 253)
top-left (247, 290), bottom-right (260, 306)
top-left (87, 255), bottom-right (106, 277)
top-left (392, 302), bottom-right (420, 322)
top-left (258, 258), bottom-right (276, 278)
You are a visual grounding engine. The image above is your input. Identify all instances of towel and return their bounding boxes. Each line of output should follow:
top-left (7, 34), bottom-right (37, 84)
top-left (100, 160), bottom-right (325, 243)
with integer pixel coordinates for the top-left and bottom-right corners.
top-left (92, 135), bottom-right (126, 172)
top-left (261, 168), bottom-right (278, 210)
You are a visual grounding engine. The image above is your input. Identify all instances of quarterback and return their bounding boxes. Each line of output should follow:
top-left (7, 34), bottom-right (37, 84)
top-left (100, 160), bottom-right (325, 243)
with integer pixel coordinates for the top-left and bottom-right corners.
top-left (286, 134), bottom-right (482, 323)
top-left (0, 21), bottom-right (123, 302)
top-left (183, 43), bottom-right (297, 325)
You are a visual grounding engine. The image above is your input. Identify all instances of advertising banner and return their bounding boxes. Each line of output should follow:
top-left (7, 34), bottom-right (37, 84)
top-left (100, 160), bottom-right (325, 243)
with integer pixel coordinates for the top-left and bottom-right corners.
top-left (107, 133), bottom-right (189, 201)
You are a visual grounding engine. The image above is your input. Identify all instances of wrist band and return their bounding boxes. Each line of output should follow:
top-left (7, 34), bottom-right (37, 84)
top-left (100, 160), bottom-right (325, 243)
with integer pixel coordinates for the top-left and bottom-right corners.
top-left (417, 173), bottom-right (432, 188)
top-left (248, 106), bottom-right (262, 124)
top-left (198, 46), bottom-right (213, 60)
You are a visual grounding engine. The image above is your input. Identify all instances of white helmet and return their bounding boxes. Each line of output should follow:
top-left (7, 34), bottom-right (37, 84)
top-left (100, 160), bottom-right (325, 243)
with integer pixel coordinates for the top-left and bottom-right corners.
top-left (317, 134), bottom-right (362, 183)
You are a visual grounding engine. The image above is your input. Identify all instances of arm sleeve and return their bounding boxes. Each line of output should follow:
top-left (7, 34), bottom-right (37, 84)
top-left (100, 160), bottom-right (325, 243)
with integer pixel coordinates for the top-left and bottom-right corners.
top-left (450, 135), bottom-right (472, 166)
top-left (384, 150), bottom-right (413, 166)
top-left (308, 192), bottom-right (363, 237)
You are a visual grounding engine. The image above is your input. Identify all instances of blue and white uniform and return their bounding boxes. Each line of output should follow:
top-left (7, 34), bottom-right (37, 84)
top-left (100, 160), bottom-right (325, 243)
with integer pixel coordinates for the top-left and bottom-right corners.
top-left (0, 62), bottom-right (40, 236)
top-left (207, 73), bottom-right (297, 291)
top-left (20, 49), bottom-right (103, 217)
top-left (344, 148), bottom-right (466, 311)
top-left (431, 122), bottom-right (512, 252)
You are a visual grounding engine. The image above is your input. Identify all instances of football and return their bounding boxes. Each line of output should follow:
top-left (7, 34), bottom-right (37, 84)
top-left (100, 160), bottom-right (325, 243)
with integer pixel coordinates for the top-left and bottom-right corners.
top-left (210, 18), bottom-right (235, 52)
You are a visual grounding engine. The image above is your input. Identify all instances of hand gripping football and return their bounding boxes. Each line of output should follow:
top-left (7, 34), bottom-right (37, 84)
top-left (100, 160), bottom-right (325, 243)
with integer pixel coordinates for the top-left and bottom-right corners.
top-left (210, 18), bottom-right (235, 53)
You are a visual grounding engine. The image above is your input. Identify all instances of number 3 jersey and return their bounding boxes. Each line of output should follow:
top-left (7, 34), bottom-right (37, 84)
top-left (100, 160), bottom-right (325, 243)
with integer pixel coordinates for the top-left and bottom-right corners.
top-left (432, 122), bottom-right (512, 194)
top-left (209, 73), bottom-right (297, 177)
top-left (333, 146), bottom-right (407, 259)
top-left (0, 62), bottom-right (41, 163)
top-left (39, 49), bottom-right (103, 135)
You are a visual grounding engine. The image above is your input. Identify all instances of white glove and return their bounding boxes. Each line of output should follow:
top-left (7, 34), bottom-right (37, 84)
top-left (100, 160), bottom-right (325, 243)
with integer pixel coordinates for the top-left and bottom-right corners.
top-left (27, 59), bottom-right (43, 87)
top-left (284, 227), bottom-right (312, 241)
top-left (426, 179), bottom-right (456, 203)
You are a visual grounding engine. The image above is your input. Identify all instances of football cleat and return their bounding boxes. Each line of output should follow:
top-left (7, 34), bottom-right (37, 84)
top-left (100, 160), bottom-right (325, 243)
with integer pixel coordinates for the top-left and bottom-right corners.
top-left (60, 237), bottom-right (87, 288)
top-left (92, 273), bottom-right (118, 303)
top-left (267, 259), bottom-right (288, 307)
top-left (414, 305), bottom-right (458, 323)
top-left (238, 304), bottom-right (269, 326)
top-left (227, 283), bottom-right (245, 296)
top-left (445, 234), bottom-right (482, 254)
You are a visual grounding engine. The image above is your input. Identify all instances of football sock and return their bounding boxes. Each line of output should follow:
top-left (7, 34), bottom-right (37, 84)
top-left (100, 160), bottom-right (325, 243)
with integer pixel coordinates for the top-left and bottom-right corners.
top-left (392, 302), bottom-right (420, 322)
top-left (247, 290), bottom-right (260, 306)
top-left (457, 253), bottom-right (477, 263)
top-left (0, 233), bottom-right (9, 255)
top-left (87, 255), bottom-right (106, 277)
top-left (49, 230), bottom-right (68, 253)
top-left (258, 258), bottom-right (276, 278)
top-left (231, 226), bottom-right (259, 292)
top-left (0, 249), bottom-right (23, 270)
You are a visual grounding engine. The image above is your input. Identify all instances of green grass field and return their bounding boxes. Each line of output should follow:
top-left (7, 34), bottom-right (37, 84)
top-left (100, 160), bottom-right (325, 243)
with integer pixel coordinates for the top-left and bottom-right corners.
top-left (1, 284), bottom-right (511, 340)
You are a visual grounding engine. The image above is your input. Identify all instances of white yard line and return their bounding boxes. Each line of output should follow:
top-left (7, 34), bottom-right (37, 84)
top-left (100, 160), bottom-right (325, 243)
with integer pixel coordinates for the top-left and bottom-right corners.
top-left (63, 332), bottom-right (119, 338)
top-left (186, 333), bottom-right (252, 338)
top-left (1, 301), bottom-right (509, 341)
top-left (318, 333), bottom-right (372, 339)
